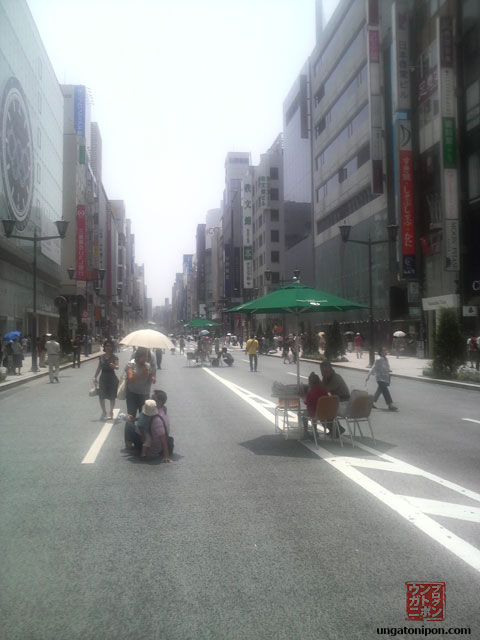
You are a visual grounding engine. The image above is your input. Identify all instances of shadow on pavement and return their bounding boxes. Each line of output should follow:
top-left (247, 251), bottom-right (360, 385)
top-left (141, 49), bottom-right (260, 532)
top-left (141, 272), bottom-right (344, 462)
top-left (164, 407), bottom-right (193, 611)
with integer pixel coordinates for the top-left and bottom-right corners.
top-left (239, 434), bottom-right (319, 458)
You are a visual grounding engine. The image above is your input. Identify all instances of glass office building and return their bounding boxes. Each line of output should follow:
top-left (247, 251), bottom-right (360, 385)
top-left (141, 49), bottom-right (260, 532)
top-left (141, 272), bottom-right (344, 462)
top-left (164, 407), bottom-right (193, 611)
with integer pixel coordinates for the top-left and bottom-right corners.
top-left (0, 0), bottom-right (64, 335)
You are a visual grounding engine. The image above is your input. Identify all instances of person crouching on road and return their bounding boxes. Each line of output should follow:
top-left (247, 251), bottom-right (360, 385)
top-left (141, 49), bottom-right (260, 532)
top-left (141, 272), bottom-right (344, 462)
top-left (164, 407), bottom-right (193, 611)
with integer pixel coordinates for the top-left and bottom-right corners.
top-left (366, 347), bottom-right (398, 411)
top-left (137, 399), bottom-right (157, 458)
top-left (151, 389), bottom-right (173, 463)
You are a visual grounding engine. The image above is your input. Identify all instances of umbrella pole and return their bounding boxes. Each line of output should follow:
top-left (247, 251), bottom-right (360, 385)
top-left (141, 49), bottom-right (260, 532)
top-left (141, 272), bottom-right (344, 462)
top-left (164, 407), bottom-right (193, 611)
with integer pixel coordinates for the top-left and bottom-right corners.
top-left (296, 314), bottom-right (302, 435)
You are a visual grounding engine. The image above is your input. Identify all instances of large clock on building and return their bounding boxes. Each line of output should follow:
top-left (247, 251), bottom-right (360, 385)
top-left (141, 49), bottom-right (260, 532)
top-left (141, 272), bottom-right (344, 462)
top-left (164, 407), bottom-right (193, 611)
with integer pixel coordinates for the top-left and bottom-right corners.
top-left (0, 77), bottom-right (34, 231)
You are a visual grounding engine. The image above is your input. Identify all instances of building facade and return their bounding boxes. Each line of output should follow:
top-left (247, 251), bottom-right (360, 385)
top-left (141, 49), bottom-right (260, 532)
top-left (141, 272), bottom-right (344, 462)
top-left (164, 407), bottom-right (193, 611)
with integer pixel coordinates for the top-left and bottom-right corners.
top-left (0, 0), bottom-right (64, 336)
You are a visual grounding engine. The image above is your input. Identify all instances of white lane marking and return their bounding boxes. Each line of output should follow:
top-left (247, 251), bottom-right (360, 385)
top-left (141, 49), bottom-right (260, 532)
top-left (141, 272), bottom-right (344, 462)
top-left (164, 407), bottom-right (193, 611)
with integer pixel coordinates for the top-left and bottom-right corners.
top-left (81, 408), bottom-right (120, 464)
top-left (462, 418), bottom-right (480, 425)
top-left (287, 372), bottom-right (308, 379)
top-left (398, 497), bottom-right (480, 523)
top-left (203, 367), bottom-right (480, 573)
top-left (354, 441), bottom-right (480, 504)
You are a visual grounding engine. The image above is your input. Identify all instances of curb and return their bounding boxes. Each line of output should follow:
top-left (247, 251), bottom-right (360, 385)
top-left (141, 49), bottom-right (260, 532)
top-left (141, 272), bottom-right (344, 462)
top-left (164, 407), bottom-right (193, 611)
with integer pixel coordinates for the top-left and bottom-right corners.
top-left (263, 352), bottom-right (480, 393)
top-left (0, 353), bottom-right (101, 393)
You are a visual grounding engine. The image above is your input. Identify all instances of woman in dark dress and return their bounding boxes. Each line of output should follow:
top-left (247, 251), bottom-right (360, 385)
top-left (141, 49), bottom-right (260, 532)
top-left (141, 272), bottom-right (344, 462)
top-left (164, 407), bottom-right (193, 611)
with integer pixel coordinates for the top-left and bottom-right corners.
top-left (93, 340), bottom-right (119, 419)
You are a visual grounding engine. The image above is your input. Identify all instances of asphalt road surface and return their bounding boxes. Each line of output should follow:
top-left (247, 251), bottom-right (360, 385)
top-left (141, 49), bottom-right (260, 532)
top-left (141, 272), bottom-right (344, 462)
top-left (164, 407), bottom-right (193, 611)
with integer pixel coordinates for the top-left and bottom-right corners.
top-left (1, 347), bottom-right (479, 639)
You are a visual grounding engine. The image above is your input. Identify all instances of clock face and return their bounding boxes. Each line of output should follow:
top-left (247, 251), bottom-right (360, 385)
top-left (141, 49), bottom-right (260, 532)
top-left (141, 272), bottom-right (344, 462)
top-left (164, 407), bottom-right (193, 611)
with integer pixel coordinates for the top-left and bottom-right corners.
top-left (1, 77), bottom-right (34, 230)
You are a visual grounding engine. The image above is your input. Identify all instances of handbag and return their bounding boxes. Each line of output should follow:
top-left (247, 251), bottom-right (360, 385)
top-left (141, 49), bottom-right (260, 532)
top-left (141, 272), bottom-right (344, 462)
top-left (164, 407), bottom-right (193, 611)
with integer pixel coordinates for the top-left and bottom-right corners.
top-left (117, 374), bottom-right (127, 400)
top-left (89, 382), bottom-right (99, 397)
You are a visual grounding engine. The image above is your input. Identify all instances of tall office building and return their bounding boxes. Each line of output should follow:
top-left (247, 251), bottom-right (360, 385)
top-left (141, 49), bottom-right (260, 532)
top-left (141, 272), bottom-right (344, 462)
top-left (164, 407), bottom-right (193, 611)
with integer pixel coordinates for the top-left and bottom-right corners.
top-left (251, 136), bottom-right (284, 295)
top-left (222, 152), bottom-right (251, 302)
top-left (0, 0), bottom-right (64, 336)
top-left (282, 62), bottom-right (314, 286)
top-left (311, 0), bottom-right (393, 339)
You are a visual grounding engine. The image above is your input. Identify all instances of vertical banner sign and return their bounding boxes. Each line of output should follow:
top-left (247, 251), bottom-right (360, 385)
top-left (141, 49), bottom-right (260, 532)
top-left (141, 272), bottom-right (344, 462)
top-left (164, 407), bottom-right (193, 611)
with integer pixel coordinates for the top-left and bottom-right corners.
top-left (392, 2), bottom-right (411, 113)
top-left (76, 205), bottom-right (86, 280)
top-left (367, 0), bottom-right (383, 194)
top-left (397, 120), bottom-right (416, 277)
top-left (437, 16), bottom-right (459, 271)
top-left (241, 176), bottom-right (254, 289)
top-left (73, 86), bottom-right (86, 137)
top-left (224, 243), bottom-right (232, 298)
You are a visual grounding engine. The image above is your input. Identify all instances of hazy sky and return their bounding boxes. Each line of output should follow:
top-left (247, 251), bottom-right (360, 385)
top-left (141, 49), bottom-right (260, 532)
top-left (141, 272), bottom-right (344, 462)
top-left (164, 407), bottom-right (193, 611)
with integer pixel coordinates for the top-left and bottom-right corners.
top-left (27, 0), bottom-right (339, 306)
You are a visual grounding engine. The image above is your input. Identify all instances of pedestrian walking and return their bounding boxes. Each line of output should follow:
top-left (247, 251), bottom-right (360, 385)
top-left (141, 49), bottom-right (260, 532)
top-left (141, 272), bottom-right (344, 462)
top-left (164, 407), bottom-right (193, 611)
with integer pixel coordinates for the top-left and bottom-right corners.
top-left (72, 335), bottom-right (82, 368)
top-left (366, 347), bottom-right (398, 411)
top-left (354, 333), bottom-right (363, 358)
top-left (11, 338), bottom-right (23, 375)
top-left (245, 334), bottom-right (259, 372)
top-left (93, 340), bottom-right (119, 420)
top-left (179, 336), bottom-right (185, 354)
top-left (467, 336), bottom-right (478, 368)
top-left (38, 335), bottom-right (47, 368)
top-left (155, 348), bottom-right (163, 370)
top-left (46, 334), bottom-right (61, 383)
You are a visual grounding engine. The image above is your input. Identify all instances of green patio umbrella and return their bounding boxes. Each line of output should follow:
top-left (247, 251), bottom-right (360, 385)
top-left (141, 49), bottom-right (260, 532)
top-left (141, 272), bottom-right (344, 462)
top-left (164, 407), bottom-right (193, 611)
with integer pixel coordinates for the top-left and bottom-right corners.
top-left (226, 281), bottom-right (367, 428)
top-left (184, 317), bottom-right (221, 329)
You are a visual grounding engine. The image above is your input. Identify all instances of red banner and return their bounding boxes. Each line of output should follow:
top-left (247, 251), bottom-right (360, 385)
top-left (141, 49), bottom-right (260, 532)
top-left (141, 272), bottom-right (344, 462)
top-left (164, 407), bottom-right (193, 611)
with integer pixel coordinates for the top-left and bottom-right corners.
top-left (76, 205), bottom-right (86, 279)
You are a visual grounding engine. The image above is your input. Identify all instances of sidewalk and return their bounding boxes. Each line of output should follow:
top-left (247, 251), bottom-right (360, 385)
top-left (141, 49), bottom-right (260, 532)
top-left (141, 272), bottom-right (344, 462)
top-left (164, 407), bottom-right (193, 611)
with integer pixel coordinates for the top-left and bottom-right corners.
top-left (0, 351), bottom-right (101, 392)
top-left (261, 347), bottom-right (480, 392)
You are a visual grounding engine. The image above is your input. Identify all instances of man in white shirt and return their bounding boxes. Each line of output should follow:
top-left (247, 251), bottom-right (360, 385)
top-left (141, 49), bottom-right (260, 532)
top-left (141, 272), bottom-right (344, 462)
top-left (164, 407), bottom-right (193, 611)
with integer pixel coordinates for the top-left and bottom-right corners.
top-left (46, 334), bottom-right (61, 383)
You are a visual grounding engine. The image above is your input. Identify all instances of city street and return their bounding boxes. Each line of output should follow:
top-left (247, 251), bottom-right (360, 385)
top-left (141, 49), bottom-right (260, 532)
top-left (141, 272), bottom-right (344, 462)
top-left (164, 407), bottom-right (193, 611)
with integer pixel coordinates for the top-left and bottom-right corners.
top-left (1, 347), bottom-right (479, 639)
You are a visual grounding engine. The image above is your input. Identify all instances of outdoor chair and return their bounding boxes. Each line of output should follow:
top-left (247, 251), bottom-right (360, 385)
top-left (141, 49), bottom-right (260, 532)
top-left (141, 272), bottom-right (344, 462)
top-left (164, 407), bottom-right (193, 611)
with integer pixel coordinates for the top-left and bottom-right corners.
top-left (339, 392), bottom-right (376, 446)
top-left (312, 395), bottom-right (348, 448)
top-left (274, 396), bottom-right (300, 439)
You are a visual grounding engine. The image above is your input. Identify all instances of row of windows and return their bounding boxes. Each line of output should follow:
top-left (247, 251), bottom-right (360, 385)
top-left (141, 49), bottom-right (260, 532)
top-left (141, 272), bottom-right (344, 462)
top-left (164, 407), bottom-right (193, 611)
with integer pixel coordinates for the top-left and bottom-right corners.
top-left (253, 254), bottom-right (280, 271)
top-left (315, 144), bottom-right (370, 202)
top-left (315, 103), bottom-right (369, 172)
top-left (312, 0), bottom-right (356, 77)
top-left (252, 209), bottom-right (279, 234)
top-left (314, 26), bottom-right (366, 109)
top-left (314, 64), bottom-right (367, 139)
top-left (253, 230), bottom-right (280, 251)
top-left (316, 186), bottom-right (379, 235)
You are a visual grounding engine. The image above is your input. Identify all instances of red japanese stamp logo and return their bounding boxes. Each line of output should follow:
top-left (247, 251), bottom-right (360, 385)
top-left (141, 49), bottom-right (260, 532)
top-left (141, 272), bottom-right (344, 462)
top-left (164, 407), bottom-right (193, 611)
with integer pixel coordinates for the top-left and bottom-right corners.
top-left (405, 582), bottom-right (446, 621)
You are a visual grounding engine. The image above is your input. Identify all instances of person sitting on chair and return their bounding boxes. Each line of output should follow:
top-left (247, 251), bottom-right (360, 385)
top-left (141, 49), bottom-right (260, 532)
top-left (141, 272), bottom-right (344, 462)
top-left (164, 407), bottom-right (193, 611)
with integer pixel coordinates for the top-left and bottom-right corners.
top-left (320, 360), bottom-right (350, 416)
top-left (301, 373), bottom-right (328, 439)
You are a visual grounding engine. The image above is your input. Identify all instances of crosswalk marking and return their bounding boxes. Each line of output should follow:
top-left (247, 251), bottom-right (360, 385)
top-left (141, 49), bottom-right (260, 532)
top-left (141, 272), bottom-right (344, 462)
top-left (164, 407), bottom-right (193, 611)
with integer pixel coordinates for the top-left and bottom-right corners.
top-left (204, 367), bottom-right (480, 573)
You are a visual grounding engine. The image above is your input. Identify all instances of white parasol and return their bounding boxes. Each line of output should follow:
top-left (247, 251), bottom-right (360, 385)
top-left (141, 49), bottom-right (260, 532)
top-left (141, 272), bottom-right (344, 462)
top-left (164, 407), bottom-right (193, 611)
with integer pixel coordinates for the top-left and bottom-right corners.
top-left (120, 329), bottom-right (174, 350)
top-left (393, 331), bottom-right (406, 338)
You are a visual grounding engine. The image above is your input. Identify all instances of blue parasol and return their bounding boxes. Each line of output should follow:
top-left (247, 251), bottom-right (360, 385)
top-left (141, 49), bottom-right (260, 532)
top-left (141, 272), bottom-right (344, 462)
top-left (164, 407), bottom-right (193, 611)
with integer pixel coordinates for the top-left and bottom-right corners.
top-left (3, 331), bottom-right (21, 341)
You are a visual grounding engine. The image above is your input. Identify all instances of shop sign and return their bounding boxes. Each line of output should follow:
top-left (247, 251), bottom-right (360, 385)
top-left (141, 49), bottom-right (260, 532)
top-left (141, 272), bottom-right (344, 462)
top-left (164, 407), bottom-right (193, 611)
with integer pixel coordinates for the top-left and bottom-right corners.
top-left (444, 219), bottom-right (459, 271)
top-left (463, 306), bottom-right (478, 317)
top-left (242, 176), bottom-right (253, 289)
top-left (392, 1), bottom-right (411, 112)
top-left (422, 294), bottom-right (459, 311)
top-left (76, 205), bottom-right (86, 279)
top-left (442, 118), bottom-right (457, 168)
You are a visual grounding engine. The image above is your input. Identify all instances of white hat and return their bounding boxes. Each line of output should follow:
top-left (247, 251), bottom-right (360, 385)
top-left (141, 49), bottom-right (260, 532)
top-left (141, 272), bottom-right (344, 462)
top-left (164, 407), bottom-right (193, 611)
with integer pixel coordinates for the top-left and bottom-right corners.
top-left (142, 399), bottom-right (158, 417)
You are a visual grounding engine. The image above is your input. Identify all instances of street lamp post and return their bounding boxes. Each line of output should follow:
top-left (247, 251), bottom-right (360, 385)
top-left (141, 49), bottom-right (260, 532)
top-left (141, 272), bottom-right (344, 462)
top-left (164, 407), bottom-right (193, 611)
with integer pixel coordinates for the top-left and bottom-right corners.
top-left (94, 281), bottom-right (122, 336)
top-left (68, 266), bottom-right (105, 343)
top-left (339, 221), bottom-right (398, 367)
top-left (2, 218), bottom-right (69, 372)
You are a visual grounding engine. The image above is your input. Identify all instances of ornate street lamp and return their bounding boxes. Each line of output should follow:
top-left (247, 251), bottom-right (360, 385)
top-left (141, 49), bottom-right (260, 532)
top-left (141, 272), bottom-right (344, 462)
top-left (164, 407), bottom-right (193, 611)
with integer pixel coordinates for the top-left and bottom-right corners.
top-left (2, 218), bottom-right (69, 372)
